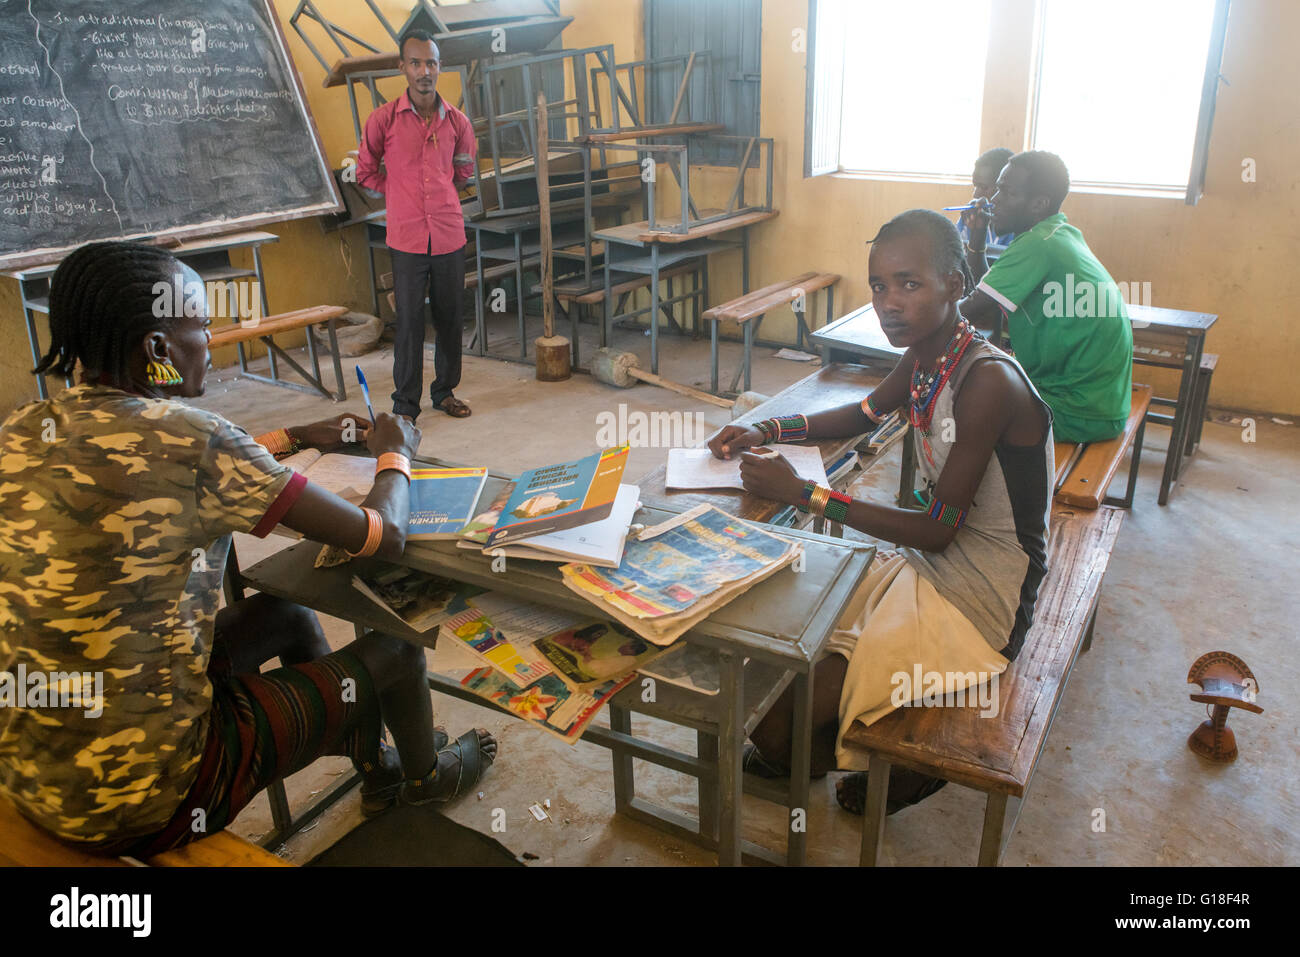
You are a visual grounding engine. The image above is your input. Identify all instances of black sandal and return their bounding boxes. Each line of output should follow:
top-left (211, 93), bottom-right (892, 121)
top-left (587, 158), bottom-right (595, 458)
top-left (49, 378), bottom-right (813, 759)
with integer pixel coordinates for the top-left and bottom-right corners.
top-left (402, 728), bottom-right (496, 805)
top-left (835, 769), bottom-right (948, 817)
top-left (360, 728), bottom-right (448, 817)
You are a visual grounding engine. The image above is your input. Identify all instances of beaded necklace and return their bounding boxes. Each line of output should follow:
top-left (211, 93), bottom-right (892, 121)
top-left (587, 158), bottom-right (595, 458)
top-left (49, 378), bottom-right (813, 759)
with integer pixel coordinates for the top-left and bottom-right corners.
top-left (908, 317), bottom-right (975, 436)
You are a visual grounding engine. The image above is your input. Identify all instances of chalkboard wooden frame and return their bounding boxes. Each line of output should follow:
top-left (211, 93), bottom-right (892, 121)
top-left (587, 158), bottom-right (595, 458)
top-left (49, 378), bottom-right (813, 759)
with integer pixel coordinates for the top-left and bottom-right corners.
top-left (0, 0), bottom-right (344, 272)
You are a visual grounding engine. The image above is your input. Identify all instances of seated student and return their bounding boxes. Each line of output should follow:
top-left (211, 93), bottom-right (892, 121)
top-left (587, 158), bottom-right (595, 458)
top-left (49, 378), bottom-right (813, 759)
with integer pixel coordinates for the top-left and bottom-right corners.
top-left (0, 242), bottom-right (496, 857)
top-left (957, 146), bottom-right (1018, 276)
top-left (958, 150), bottom-right (1133, 443)
top-left (708, 210), bottom-right (1052, 814)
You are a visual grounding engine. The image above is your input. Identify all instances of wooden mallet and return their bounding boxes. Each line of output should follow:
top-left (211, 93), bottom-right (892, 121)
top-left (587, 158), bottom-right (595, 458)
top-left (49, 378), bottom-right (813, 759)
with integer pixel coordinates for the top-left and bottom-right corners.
top-left (533, 91), bottom-right (571, 382)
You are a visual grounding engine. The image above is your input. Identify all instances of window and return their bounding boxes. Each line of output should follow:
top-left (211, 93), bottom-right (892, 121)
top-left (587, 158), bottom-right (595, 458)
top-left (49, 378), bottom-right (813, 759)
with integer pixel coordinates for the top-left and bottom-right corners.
top-left (1031, 0), bottom-right (1218, 192)
top-left (805, 0), bottom-right (1231, 202)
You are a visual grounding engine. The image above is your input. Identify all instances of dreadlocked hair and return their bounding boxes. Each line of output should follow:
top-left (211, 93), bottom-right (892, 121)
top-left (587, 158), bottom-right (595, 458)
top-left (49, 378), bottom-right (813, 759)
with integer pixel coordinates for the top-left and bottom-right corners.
top-left (34, 241), bottom-right (182, 381)
top-left (868, 208), bottom-right (975, 296)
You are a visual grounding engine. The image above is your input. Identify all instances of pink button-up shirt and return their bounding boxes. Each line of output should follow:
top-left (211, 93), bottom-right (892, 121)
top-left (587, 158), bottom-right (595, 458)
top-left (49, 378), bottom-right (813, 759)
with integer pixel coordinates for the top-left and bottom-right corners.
top-left (357, 90), bottom-right (476, 256)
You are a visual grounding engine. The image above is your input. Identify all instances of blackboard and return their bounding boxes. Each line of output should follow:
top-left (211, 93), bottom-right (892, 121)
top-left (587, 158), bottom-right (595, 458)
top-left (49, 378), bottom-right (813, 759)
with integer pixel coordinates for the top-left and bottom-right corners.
top-left (0, 0), bottom-right (342, 270)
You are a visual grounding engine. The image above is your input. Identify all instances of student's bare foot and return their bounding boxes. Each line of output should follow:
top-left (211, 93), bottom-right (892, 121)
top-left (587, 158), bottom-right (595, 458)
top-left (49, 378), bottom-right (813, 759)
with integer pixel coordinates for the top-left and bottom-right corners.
top-left (402, 728), bottom-right (497, 804)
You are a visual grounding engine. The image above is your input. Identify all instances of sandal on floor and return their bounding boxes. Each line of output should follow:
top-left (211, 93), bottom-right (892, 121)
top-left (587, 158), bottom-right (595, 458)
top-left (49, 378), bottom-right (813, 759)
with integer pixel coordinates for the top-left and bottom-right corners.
top-left (437, 396), bottom-right (471, 418)
top-left (835, 769), bottom-right (948, 817)
top-left (743, 740), bottom-right (790, 779)
top-left (401, 728), bottom-right (496, 806)
top-left (360, 728), bottom-right (448, 818)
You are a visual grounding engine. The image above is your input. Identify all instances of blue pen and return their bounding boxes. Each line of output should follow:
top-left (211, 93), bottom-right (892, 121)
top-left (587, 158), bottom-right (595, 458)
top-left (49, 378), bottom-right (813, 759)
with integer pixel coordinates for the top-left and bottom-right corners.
top-left (355, 365), bottom-right (375, 428)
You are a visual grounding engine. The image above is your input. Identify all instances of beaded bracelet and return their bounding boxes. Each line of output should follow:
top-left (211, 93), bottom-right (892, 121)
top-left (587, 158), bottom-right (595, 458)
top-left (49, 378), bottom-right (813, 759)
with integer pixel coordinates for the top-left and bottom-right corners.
top-left (862, 394), bottom-right (887, 425)
top-left (255, 428), bottom-right (301, 458)
top-left (823, 489), bottom-right (852, 524)
top-left (347, 507), bottom-right (384, 558)
top-left (754, 419), bottom-right (778, 444)
top-left (797, 480), bottom-right (816, 513)
top-left (926, 496), bottom-right (968, 529)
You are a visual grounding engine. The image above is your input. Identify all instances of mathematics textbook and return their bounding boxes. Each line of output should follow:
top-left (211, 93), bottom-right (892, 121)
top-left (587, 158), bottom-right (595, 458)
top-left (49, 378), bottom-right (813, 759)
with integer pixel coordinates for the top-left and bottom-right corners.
top-left (485, 446), bottom-right (629, 548)
top-left (407, 466), bottom-right (489, 540)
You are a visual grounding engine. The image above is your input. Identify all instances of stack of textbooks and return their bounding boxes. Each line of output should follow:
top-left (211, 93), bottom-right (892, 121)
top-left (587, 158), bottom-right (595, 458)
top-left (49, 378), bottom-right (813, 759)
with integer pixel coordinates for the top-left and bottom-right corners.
top-left (458, 446), bottom-right (640, 568)
top-left (558, 505), bottom-right (803, 645)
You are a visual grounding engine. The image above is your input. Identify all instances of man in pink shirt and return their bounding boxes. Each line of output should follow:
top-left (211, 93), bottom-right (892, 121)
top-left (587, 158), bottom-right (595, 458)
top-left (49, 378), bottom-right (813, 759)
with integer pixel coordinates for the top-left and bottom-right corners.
top-left (358, 30), bottom-right (477, 420)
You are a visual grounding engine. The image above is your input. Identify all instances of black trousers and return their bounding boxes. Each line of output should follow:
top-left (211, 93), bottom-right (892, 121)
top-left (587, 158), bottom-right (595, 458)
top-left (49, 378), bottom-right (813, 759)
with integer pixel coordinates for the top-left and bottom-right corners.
top-left (389, 243), bottom-right (466, 419)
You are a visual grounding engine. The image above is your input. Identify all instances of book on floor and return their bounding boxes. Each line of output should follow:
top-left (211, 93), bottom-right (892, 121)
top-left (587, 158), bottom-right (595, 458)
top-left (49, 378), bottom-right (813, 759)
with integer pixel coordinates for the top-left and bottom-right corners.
top-left (484, 484), bottom-right (641, 567)
top-left (559, 505), bottom-right (802, 645)
top-left (484, 446), bottom-right (629, 548)
top-left (351, 563), bottom-right (483, 633)
top-left (408, 466), bottom-right (489, 540)
top-left (665, 444), bottom-right (829, 491)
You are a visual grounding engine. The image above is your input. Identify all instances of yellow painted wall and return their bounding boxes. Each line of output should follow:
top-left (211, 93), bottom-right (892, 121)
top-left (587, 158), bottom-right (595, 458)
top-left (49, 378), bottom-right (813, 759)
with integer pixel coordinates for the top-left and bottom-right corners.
top-left (4, 0), bottom-right (1296, 416)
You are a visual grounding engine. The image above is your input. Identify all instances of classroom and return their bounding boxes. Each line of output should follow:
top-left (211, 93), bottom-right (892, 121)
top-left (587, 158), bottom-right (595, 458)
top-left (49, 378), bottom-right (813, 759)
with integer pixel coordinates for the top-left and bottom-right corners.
top-left (0, 0), bottom-right (1295, 888)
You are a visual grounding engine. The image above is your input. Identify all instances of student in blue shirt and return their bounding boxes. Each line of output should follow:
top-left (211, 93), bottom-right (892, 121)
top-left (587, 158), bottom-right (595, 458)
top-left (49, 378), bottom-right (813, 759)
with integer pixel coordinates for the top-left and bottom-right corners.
top-left (957, 147), bottom-right (1017, 278)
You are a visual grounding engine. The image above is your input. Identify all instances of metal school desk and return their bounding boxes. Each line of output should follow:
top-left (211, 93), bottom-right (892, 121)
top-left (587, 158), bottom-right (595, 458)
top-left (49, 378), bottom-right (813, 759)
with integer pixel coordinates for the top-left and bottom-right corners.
top-left (238, 471), bottom-right (873, 866)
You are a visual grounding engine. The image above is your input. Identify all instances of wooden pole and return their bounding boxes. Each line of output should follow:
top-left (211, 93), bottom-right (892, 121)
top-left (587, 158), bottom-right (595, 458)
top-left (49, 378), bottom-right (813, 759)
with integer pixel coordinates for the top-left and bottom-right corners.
top-left (534, 90), bottom-right (571, 381)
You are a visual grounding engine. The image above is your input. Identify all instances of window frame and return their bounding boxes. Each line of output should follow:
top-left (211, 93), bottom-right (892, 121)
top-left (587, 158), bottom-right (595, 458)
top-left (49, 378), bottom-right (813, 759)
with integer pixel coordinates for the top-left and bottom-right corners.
top-left (803, 0), bottom-right (1233, 203)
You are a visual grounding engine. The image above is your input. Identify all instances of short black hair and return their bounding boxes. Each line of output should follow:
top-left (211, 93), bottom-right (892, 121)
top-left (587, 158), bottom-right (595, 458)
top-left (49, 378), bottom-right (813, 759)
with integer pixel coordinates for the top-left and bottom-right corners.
top-left (34, 241), bottom-right (181, 381)
top-left (1007, 150), bottom-right (1070, 214)
top-left (869, 208), bottom-right (974, 295)
top-left (398, 28), bottom-right (439, 61)
top-left (974, 147), bottom-right (1014, 177)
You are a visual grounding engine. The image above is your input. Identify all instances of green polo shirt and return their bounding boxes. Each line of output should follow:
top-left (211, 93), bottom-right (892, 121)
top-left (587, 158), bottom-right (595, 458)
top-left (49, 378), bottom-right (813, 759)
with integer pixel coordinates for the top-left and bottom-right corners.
top-left (977, 213), bottom-right (1133, 442)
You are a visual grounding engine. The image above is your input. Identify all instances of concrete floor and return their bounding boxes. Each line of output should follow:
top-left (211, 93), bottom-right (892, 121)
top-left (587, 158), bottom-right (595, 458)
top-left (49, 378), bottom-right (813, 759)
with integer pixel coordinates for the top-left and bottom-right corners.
top-left (191, 315), bottom-right (1300, 866)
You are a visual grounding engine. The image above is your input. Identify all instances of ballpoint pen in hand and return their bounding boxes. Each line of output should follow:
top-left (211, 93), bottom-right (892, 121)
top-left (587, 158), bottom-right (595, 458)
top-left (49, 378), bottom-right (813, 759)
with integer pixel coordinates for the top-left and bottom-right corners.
top-left (355, 365), bottom-right (375, 428)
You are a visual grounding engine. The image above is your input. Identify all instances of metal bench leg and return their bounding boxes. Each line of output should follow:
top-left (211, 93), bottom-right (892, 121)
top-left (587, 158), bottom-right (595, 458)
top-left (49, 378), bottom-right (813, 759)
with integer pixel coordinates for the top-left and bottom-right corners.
top-left (1080, 607), bottom-right (1098, 654)
top-left (858, 757), bottom-right (891, 866)
top-left (325, 318), bottom-right (347, 401)
top-left (1105, 416), bottom-right (1146, 508)
top-left (787, 670), bottom-right (813, 867)
top-left (978, 791), bottom-right (1009, 866)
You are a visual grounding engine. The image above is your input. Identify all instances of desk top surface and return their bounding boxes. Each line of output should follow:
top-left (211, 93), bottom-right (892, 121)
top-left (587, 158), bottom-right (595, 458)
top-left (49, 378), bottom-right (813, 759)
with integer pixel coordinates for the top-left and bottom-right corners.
top-left (638, 364), bottom-right (877, 522)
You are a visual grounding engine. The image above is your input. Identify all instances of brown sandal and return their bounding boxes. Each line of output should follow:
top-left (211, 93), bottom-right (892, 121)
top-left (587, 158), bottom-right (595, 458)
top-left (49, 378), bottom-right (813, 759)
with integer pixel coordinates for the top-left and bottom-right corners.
top-left (438, 396), bottom-right (471, 418)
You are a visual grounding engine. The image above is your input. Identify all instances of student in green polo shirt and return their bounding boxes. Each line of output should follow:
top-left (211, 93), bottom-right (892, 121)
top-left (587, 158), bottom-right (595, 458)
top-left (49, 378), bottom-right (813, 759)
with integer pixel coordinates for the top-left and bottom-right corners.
top-left (958, 151), bottom-right (1133, 443)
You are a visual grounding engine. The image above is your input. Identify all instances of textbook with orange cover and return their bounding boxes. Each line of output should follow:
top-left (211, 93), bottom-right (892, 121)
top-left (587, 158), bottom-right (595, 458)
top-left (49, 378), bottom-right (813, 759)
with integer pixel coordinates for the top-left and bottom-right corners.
top-left (484, 446), bottom-right (629, 548)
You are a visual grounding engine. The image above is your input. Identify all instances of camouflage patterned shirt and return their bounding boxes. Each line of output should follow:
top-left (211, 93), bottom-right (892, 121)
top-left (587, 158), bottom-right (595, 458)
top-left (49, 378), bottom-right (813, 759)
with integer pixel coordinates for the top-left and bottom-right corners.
top-left (0, 384), bottom-right (297, 844)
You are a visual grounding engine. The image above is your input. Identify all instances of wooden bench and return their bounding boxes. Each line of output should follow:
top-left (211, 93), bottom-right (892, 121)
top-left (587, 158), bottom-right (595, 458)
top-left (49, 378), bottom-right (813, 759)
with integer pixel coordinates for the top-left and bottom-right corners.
top-left (1054, 383), bottom-right (1154, 509)
top-left (0, 795), bottom-right (291, 867)
top-left (702, 272), bottom-right (840, 395)
top-left (846, 501), bottom-right (1125, 866)
top-left (208, 305), bottom-right (349, 402)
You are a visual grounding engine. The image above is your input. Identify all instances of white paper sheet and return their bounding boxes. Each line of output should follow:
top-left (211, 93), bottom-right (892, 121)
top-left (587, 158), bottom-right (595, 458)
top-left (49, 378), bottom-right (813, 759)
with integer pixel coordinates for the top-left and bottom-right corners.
top-left (665, 445), bottom-right (829, 491)
top-left (303, 453), bottom-right (375, 503)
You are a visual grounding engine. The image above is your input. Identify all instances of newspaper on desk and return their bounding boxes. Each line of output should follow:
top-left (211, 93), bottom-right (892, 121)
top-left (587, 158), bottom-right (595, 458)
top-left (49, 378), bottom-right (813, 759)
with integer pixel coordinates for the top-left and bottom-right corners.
top-left (559, 505), bottom-right (802, 645)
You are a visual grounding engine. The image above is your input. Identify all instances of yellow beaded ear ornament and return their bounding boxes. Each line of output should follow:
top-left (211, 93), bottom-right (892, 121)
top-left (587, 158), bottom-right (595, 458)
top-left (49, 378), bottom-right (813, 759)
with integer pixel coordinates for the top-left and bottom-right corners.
top-left (147, 360), bottom-right (183, 386)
